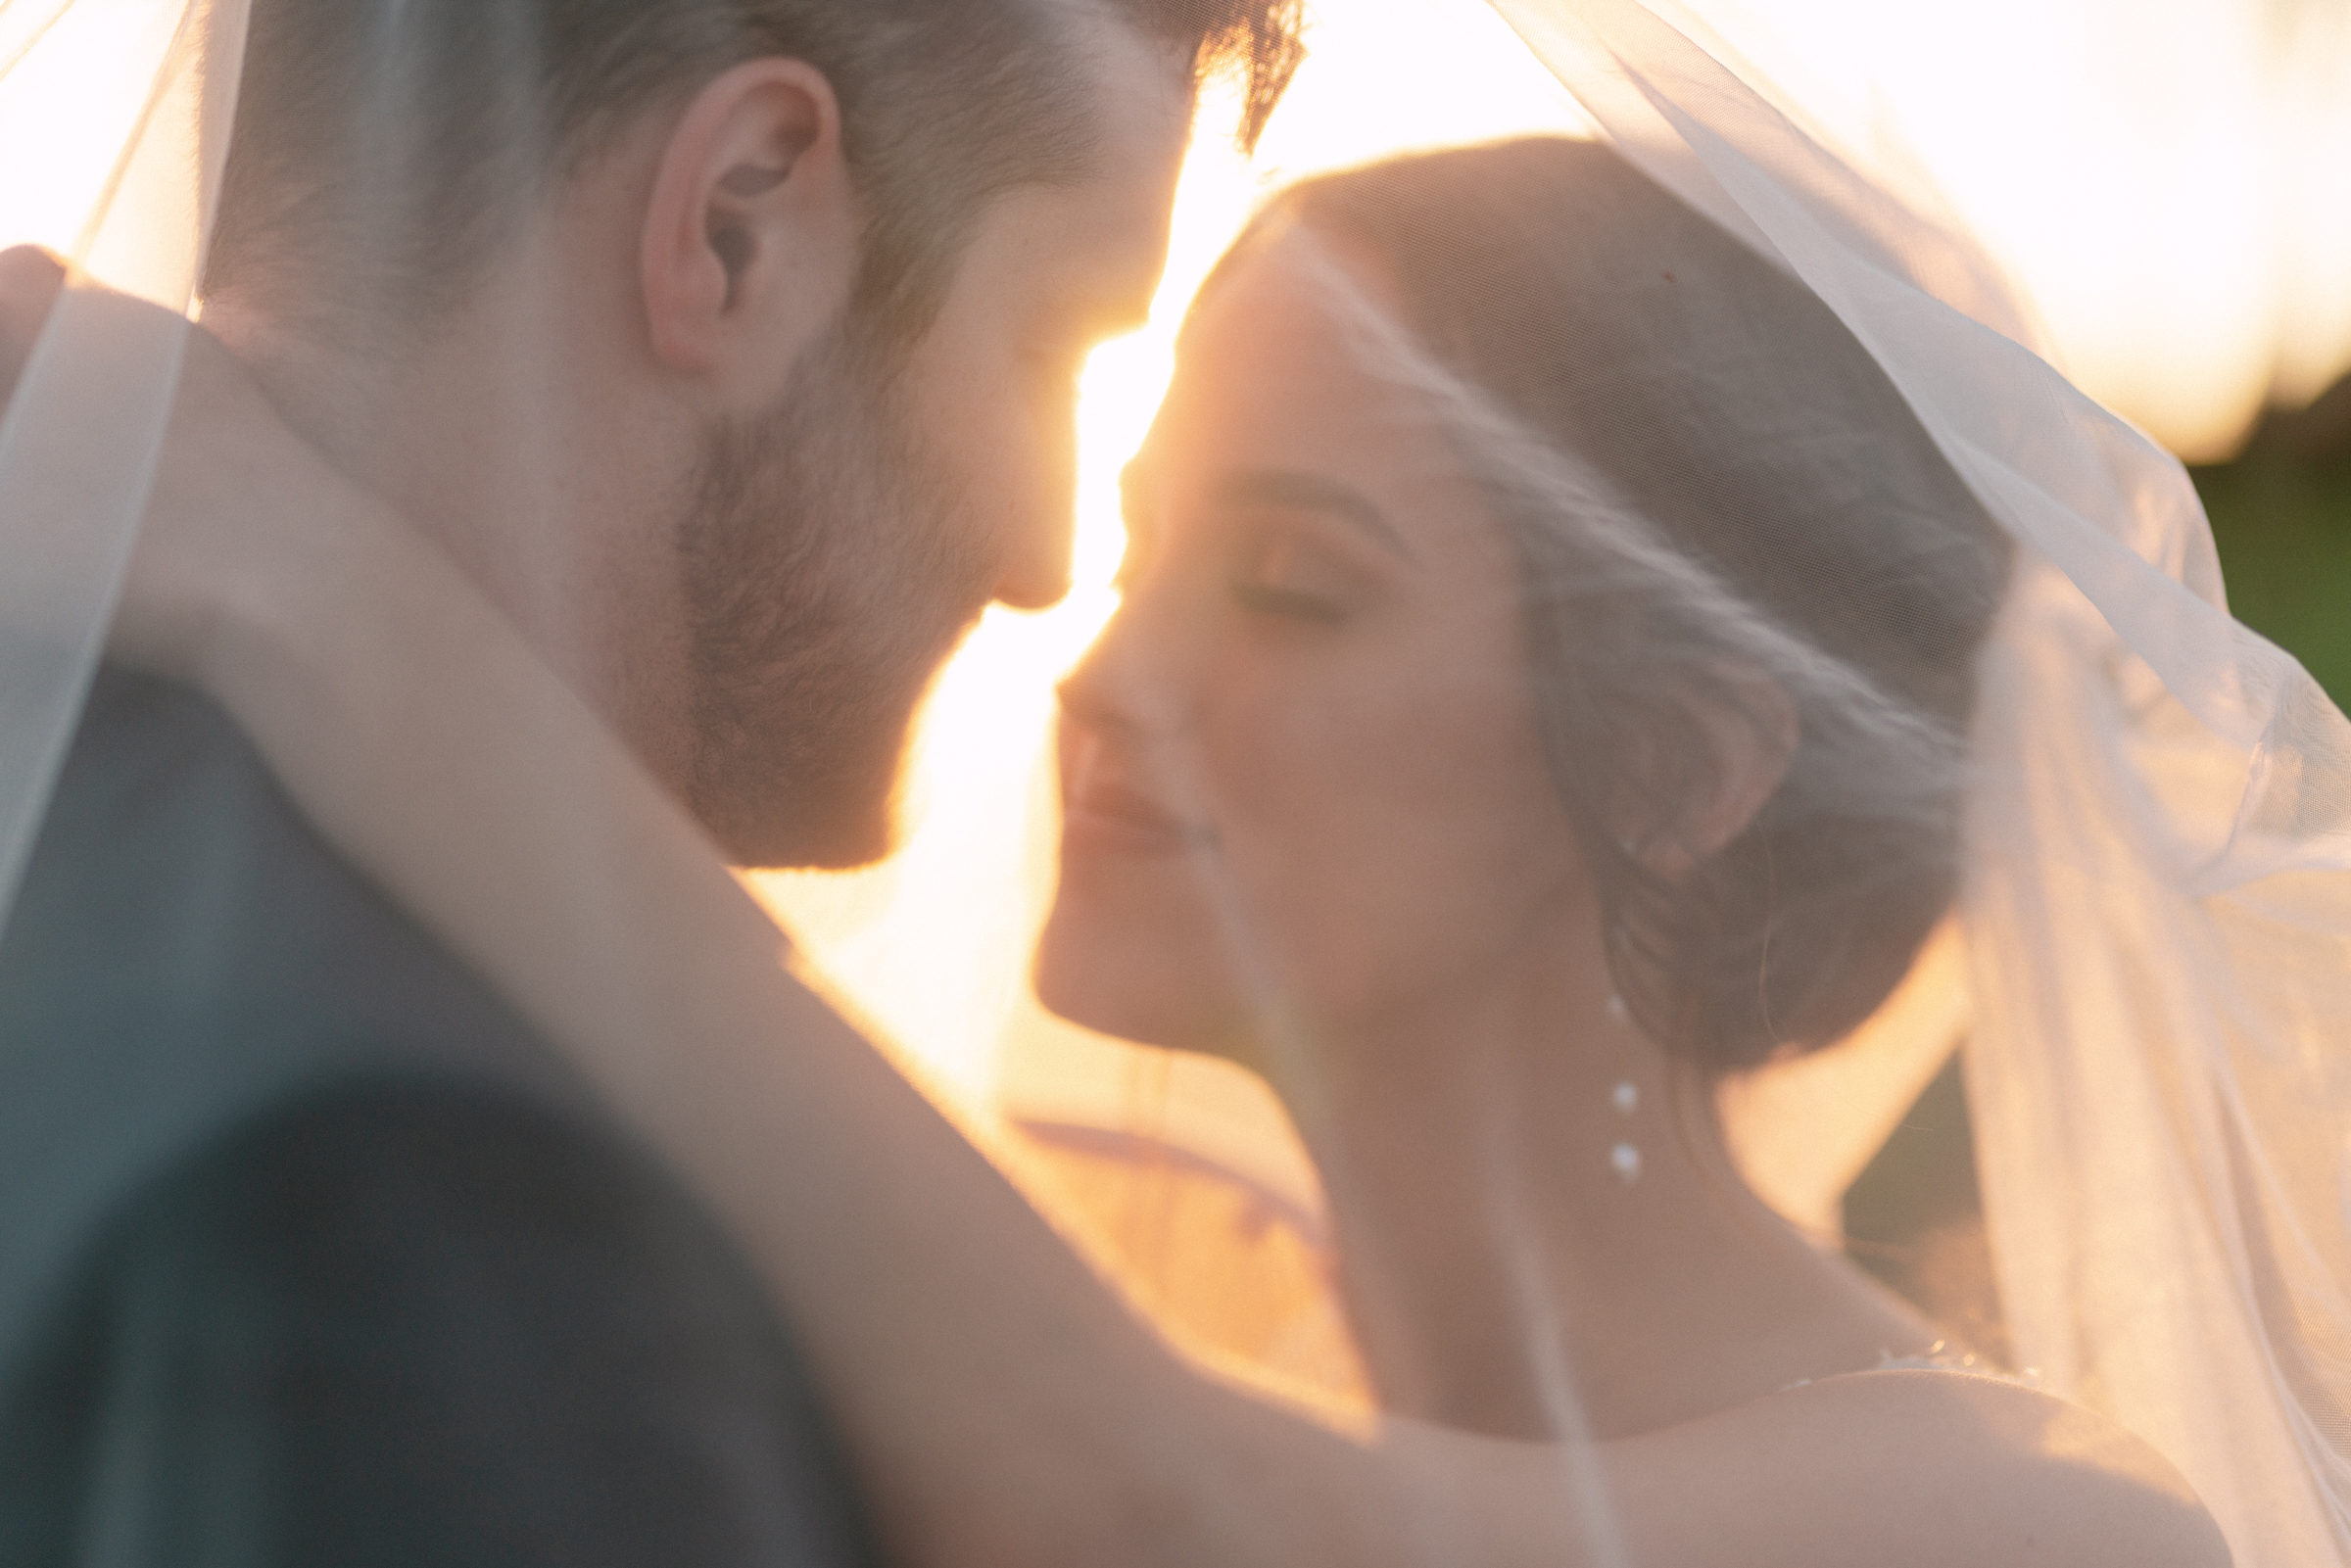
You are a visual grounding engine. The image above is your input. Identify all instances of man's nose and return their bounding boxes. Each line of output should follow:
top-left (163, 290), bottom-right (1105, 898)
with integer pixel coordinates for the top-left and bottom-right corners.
top-left (990, 530), bottom-right (1073, 612)
top-left (989, 413), bottom-right (1080, 611)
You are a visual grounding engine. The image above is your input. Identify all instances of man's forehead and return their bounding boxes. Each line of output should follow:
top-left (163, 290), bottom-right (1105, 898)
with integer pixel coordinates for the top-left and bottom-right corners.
top-left (1078, 10), bottom-right (1196, 211)
top-left (1014, 16), bottom-right (1195, 328)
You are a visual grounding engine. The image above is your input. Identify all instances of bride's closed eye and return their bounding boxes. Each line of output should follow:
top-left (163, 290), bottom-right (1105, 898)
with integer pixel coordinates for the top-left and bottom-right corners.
top-left (1226, 522), bottom-right (1361, 626)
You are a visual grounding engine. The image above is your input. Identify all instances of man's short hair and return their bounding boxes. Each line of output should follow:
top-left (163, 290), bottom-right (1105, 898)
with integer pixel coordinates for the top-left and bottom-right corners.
top-left (204, 0), bottom-right (1303, 342)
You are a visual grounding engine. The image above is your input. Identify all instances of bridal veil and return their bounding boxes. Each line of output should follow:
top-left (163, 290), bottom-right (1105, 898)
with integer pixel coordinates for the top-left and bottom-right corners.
top-left (3, 1), bottom-right (2348, 1563)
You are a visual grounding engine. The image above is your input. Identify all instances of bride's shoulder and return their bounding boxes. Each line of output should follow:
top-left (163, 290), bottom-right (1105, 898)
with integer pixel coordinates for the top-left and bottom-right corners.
top-left (1611, 1368), bottom-right (2232, 1568)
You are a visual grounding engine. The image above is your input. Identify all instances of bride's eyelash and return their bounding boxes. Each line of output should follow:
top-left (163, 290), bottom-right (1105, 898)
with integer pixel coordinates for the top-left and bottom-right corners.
top-left (1225, 519), bottom-right (1360, 626)
top-left (1227, 578), bottom-right (1347, 625)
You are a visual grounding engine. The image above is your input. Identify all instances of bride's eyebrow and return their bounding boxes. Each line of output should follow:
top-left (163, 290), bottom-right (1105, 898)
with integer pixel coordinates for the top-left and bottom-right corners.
top-left (1215, 468), bottom-right (1416, 562)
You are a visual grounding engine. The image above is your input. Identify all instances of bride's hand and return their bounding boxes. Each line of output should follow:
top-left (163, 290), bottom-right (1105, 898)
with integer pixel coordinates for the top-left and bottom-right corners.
top-left (0, 244), bottom-right (408, 686)
top-left (0, 246), bottom-right (59, 401)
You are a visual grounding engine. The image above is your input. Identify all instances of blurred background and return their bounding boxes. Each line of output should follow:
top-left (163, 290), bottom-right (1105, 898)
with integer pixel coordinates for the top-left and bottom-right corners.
top-left (1674, 0), bottom-right (2351, 705)
top-left (2199, 380), bottom-right (2351, 707)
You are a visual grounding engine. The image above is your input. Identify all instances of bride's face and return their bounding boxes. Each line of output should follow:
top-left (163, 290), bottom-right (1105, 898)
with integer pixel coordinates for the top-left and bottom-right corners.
top-left (1036, 232), bottom-right (1592, 1068)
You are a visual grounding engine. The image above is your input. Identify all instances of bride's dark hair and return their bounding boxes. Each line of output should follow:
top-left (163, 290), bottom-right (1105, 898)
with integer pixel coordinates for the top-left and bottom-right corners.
top-left (1255, 137), bottom-right (2011, 1073)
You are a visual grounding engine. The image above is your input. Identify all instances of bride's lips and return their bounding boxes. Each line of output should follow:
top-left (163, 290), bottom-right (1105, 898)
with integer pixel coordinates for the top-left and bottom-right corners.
top-left (1061, 776), bottom-right (1216, 860)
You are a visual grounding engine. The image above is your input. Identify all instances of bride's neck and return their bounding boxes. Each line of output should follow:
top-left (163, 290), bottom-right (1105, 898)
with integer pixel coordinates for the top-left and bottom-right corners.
top-left (1277, 929), bottom-right (1927, 1442)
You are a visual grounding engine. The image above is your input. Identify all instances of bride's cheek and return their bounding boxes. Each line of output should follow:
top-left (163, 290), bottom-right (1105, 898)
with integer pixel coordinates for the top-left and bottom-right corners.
top-left (1202, 706), bottom-right (1390, 987)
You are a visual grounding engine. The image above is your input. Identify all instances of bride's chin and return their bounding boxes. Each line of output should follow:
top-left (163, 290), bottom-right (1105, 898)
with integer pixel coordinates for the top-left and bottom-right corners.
top-left (1032, 897), bottom-right (1246, 1059)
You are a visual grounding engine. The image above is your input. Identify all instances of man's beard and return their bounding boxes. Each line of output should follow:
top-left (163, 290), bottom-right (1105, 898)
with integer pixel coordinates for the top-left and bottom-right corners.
top-left (679, 317), bottom-right (992, 870)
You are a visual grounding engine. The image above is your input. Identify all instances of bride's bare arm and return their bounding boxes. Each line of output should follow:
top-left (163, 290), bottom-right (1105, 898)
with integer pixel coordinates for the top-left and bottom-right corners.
top-left (3, 252), bottom-right (2223, 1568)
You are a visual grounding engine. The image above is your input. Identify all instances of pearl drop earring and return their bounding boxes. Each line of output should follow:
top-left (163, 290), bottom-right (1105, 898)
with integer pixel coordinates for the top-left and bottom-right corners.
top-left (1607, 992), bottom-right (1642, 1185)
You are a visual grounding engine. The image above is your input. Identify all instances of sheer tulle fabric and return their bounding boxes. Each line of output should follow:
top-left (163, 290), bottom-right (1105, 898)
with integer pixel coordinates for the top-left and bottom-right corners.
top-left (0, 0), bottom-right (244, 915)
top-left (4, 3), bottom-right (2349, 1565)
top-left (1482, 6), bottom-right (2351, 1561)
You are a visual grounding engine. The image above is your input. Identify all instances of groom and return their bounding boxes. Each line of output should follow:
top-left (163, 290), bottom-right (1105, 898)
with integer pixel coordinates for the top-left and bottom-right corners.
top-left (0, 1), bottom-right (1295, 1563)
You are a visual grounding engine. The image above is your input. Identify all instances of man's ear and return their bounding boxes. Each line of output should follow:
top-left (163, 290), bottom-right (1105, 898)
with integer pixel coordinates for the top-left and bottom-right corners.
top-left (640, 59), bottom-right (856, 380)
top-left (1629, 665), bottom-right (1799, 878)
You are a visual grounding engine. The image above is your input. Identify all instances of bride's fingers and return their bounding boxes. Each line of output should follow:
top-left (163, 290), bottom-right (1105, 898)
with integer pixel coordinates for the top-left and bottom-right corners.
top-left (0, 250), bottom-right (360, 686)
top-left (0, 246), bottom-right (67, 412)
top-left (103, 285), bottom-right (310, 677)
top-left (0, 252), bottom-right (208, 679)
top-left (0, 250), bottom-right (214, 679)
top-left (116, 290), bottom-right (414, 684)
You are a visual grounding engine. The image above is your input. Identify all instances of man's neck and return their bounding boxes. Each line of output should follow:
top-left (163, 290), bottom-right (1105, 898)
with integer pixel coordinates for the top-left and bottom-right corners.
top-left (200, 282), bottom-right (701, 800)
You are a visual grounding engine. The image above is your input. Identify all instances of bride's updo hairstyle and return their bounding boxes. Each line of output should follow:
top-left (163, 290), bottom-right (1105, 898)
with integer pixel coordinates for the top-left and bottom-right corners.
top-left (1247, 137), bottom-right (2011, 1073)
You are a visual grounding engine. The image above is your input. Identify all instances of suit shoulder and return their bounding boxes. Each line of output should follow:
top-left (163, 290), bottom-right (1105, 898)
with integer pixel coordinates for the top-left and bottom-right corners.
top-left (105, 1076), bottom-right (790, 1362)
top-left (1, 662), bottom-right (590, 1125)
top-left (0, 669), bottom-right (599, 1378)
top-left (4, 666), bottom-right (506, 1042)
top-left (0, 1077), bottom-right (881, 1567)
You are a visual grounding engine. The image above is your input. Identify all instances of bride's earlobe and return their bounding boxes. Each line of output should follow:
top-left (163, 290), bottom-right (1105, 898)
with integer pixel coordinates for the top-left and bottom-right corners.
top-left (1622, 668), bottom-right (1798, 879)
top-left (1686, 668), bottom-right (1798, 859)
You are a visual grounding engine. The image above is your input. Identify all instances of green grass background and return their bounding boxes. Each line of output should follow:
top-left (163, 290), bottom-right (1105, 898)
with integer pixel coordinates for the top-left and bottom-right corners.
top-left (2195, 443), bottom-right (2351, 705)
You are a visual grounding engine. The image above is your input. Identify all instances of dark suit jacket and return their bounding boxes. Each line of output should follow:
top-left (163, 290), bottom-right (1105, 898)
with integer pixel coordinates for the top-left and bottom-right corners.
top-left (0, 670), bottom-right (882, 1566)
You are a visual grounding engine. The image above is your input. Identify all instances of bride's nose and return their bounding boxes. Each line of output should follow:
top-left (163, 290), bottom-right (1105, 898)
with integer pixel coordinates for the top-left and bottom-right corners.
top-left (1055, 589), bottom-right (1181, 741)
top-left (1055, 630), bottom-right (1134, 739)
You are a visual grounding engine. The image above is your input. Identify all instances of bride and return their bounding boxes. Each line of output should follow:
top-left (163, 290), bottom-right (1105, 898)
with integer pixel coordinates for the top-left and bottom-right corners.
top-left (0, 120), bottom-right (2244, 1564)
top-left (1039, 135), bottom-right (2008, 1438)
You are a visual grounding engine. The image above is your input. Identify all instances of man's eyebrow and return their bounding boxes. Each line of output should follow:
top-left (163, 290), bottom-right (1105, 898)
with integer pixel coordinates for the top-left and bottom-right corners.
top-left (1216, 468), bottom-right (1416, 561)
